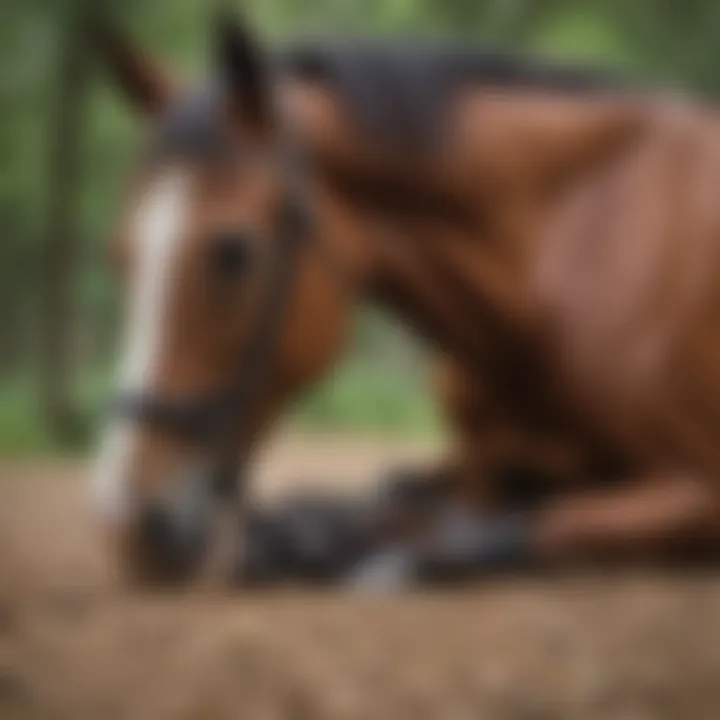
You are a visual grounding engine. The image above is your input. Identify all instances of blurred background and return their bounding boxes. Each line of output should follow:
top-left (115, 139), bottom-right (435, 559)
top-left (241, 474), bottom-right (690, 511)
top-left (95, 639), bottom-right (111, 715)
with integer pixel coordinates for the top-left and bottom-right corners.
top-left (3, 0), bottom-right (720, 455)
top-left (4, 5), bottom-right (720, 719)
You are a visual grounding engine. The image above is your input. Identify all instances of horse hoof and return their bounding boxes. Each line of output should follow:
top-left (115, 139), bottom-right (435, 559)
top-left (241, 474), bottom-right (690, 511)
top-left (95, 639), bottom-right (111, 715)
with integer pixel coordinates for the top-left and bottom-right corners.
top-left (345, 549), bottom-right (417, 592)
top-left (232, 512), bottom-right (292, 588)
top-left (375, 469), bottom-right (447, 514)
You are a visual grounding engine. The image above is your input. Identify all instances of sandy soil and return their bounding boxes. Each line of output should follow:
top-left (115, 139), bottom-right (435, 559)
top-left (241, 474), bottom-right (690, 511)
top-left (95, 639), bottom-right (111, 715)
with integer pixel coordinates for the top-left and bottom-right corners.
top-left (1, 437), bottom-right (720, 720)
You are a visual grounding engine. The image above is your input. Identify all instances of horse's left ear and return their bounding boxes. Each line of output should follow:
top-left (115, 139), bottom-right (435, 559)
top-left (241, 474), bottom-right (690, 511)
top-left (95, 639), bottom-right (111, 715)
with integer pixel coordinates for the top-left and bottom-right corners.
top-left (90, 13), bottom-right (174, 115)
top-left (216, 11), bottom-right (274, 130)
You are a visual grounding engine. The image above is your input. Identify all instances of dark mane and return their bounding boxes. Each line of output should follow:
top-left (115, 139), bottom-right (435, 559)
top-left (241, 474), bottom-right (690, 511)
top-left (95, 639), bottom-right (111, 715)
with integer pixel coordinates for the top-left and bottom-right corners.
top-left (152, 42), bottom-right (633, 161)
top-left (277, 41), bottom-right (632, 150)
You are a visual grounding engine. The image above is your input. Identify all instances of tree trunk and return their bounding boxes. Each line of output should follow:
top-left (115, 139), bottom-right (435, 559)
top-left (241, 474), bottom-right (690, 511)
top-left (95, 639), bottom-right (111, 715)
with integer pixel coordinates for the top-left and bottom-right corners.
top-left (40, 3), bottom-right (92, 443)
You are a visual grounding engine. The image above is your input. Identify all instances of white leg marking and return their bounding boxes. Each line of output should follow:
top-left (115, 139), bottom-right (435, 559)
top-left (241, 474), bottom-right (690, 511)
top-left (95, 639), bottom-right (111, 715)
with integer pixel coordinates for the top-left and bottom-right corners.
top-left (92, 170), bottom-right (191, 523)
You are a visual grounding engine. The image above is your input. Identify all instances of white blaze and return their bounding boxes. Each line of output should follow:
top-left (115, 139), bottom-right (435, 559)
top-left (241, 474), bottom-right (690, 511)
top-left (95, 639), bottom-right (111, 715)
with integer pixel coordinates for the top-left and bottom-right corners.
top-left (92, 170), bottom-right (191, 523)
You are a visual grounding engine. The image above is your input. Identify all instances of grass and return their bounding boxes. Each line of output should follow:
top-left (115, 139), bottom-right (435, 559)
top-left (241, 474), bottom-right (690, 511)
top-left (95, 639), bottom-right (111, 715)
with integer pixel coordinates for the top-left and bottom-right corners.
top-left (0, 375), bottom-right (57, 456)
top-left (289, 358), bottom-right (443, 436)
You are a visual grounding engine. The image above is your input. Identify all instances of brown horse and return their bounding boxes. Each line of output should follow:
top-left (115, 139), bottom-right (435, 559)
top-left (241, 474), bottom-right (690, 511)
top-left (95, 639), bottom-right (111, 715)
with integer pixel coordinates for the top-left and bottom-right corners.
top-left (92, 12), bottom-right (720, 586)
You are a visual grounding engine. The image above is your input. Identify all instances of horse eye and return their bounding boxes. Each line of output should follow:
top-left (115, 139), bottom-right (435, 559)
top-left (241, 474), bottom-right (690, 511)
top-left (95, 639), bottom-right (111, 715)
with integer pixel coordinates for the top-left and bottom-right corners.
top-left (209, 230), bottom-right (253, 281)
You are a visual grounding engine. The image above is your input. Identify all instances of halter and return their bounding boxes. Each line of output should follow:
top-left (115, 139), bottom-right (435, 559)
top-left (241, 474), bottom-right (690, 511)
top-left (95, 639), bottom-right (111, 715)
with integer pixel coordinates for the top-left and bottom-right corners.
top-left (112, 145), bottom-right (315, 502)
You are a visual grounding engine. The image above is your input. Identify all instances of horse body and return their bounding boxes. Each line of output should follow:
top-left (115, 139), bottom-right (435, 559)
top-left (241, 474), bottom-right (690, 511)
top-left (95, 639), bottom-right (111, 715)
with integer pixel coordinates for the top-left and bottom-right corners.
top-left (284, 72), bottom-right (720, 564)
top-left (93, 16), bottom-right (720, 583)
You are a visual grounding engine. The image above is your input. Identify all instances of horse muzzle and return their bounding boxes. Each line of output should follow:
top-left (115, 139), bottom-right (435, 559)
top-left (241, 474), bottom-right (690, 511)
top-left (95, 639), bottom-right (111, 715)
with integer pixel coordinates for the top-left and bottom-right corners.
top-left (107, 468), bottom-right (217, 587)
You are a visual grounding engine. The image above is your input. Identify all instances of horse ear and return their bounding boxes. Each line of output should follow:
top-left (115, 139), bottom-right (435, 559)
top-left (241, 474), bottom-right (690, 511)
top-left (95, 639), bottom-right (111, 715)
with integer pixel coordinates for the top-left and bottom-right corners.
top-left (216, 11), bottom-right (273, 129)
top-left (91, 14), bottom-right (173, 114)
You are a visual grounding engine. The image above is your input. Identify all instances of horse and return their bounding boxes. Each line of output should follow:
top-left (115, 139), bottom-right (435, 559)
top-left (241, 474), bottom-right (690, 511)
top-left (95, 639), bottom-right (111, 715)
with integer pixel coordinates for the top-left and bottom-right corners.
top-left (91, 11), bottom-right (720, 586)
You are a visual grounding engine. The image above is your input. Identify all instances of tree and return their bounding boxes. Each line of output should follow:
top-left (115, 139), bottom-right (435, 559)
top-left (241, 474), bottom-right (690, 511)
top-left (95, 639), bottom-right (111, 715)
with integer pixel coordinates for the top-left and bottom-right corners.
top-left (40, 0), bottom-right (93, 442)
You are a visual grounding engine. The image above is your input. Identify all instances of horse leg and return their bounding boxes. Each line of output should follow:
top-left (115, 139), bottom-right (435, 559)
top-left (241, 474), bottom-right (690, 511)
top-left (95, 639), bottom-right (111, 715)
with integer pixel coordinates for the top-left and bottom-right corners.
top-left (413, 472), bottom-right (720, 583)
top-left (532, 472), bottom-right (720, 564)
top-left (377, 356), bottom-right (505, 511)
top-left (350, 357), bottom-right (552, 589)
top-left (350, 471), bottom-right (720, 588)
top-left (235, 357), bottom-right (499, 588)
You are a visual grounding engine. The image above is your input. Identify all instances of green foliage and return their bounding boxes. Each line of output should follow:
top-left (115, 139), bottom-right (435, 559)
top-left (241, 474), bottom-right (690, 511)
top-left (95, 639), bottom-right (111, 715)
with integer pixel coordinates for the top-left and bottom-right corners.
top-left (529, 6), bottom-right (636, 69)
top-left (0, 375), bottom-right (56, 456)
top-left (290, 360), bottom-right (442, 436)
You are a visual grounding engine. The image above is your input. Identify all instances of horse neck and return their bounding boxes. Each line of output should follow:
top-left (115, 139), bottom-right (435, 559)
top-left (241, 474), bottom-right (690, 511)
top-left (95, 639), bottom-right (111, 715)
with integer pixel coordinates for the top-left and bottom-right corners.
top-left (286, 80), bottom-right (646, 366)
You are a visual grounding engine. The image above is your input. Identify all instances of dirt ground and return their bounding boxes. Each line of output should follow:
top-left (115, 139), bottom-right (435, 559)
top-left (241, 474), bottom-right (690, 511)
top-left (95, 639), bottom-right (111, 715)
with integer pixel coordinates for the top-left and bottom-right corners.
top-left (1, 437), bottom-right (720, 720)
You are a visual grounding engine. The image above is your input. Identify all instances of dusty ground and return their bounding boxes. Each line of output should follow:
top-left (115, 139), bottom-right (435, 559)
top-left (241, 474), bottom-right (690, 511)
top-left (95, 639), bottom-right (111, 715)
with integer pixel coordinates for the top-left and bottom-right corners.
top-left (1, 436), bottom-right (720, 720)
